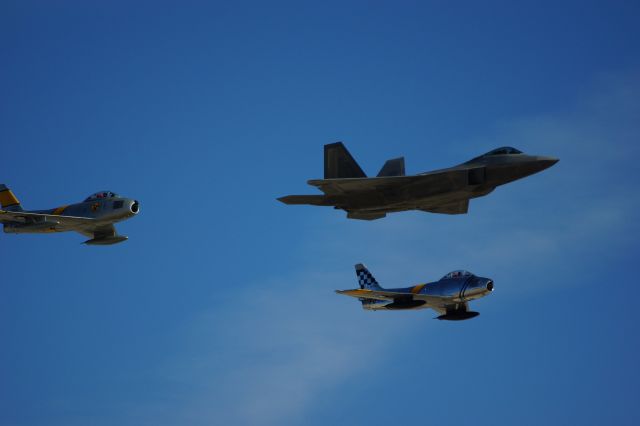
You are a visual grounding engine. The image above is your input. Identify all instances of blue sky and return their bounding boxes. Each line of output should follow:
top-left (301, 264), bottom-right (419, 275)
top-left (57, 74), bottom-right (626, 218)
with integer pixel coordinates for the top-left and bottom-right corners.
top-left (1, 1), bottom-right (639, 425)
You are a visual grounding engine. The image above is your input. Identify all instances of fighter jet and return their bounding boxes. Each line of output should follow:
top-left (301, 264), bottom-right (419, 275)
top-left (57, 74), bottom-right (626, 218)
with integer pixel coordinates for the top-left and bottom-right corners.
top-left (0, 184), bottom-right (139, 245)
top-left (278, 142), bottom-right (558, 220)
top-left (337, 264), bottom-right (494, 320)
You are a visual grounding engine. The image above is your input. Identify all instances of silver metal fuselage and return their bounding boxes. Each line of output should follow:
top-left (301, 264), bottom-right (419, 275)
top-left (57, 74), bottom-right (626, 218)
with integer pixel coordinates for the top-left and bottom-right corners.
top-left (3, 197), bottom-right (139, 234)
top-left (362, 275), bottom-right (494, 311)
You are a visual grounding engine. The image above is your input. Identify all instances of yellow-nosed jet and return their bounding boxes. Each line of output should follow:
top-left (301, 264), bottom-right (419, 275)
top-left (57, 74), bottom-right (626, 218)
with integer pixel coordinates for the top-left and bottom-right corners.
top-left (0, 184), bottom-right (139, 245)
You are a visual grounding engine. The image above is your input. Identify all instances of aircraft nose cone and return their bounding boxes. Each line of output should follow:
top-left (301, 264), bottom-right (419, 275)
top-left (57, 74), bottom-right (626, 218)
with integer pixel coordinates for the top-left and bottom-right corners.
top-left (537, 156), bottom-right (559, 171)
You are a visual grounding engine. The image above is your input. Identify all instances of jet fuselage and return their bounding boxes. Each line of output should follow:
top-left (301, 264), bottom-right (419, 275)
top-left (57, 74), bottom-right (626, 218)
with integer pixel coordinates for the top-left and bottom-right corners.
top-left (337, 265), bottom-right (495, 320)
top-left (278, 143), bottom-right (559, 220)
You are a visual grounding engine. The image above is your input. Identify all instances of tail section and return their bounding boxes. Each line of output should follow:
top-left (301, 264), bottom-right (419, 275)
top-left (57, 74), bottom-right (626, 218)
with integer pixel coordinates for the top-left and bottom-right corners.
top-left (324, 142), bottom-right (367, 179)
top-left (355, 263), bottom-right (383, 290)
top-left (0, 184), bottom-right (23, 212)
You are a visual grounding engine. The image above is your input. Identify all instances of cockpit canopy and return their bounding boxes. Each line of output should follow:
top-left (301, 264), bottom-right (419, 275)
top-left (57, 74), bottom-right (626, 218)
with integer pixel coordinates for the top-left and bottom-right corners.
top-left (483, 146), bottom-right (522, 156)
top-left (466, 146), bottom-right (524, 164)
top-left (441, 270), bottom-right (474, 280)
top-left (84, 191), bottom-right (119, 202)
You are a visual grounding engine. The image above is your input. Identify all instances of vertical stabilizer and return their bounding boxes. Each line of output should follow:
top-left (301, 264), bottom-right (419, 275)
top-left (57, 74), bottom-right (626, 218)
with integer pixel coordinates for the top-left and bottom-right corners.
top-left (0, 184), bottom-right (23, 211)
top-left (355, 263), bottom-right (383, 290)
top-left (324, 142), bottom-right (367, 179)
top-left (377, 157), bottom-right (405, 177)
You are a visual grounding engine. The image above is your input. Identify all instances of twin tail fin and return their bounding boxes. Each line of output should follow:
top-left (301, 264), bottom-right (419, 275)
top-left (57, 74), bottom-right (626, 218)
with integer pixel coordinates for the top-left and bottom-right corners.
top-left (323, 142), bottom-right (405, 179)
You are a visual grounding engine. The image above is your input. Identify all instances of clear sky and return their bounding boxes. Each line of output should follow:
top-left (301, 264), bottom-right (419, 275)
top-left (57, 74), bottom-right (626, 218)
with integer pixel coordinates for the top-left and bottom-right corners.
top-left (1, 1), bottom-right (639, 425)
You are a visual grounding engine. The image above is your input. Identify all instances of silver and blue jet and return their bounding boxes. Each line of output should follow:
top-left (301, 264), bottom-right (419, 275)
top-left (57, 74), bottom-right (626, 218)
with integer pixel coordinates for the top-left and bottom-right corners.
top-left (337, 264), bottom-right (494, 320)
top-left (0, 184), bottom-right (139, 245)
top-left (279, 142), bottom-right (559, 220)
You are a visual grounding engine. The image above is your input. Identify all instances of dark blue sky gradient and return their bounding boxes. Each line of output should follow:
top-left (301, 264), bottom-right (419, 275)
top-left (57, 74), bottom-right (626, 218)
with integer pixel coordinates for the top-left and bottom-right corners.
top-left (1, 2), bottom-right (639, 425)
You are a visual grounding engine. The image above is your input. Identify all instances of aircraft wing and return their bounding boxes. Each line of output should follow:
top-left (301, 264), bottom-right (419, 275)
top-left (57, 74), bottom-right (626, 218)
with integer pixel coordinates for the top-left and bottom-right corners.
top-left (0, 209), bottom-right (96, 226)
top-left (308, 175), bottom-right (419, 195)
top-left (308, 168), bottom-right (469, 195)
top-left (336, 288), bottom-right (446, 305)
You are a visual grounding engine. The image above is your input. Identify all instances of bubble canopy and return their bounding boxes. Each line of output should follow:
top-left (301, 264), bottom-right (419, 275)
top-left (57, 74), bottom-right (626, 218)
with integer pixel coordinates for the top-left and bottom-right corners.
top-left (483, 146), bottom-right (522, 156)
top-left (84, 191), bottom-right (119, 201)
top-left (441, 270), bottom-right (474, 280)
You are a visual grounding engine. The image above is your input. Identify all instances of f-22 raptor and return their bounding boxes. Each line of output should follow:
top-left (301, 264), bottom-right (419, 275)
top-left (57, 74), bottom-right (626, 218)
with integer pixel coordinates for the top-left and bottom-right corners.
top-left (0, 185), bottom-right (139, 245)
top-left (337, 264), bottom-right (494, 320)
top-left (278, 142), bottom-right (558, 220)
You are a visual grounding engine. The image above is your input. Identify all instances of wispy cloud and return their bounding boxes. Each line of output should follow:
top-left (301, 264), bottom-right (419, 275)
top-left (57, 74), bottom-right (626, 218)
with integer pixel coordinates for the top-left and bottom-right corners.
top-left (157, 270), bottom-right (410, 426)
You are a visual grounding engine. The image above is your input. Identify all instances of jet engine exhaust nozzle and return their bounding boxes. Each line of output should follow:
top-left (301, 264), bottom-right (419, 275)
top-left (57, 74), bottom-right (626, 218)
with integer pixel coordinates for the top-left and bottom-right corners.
top-left (130, 201), bottom-right (140, 214)
top-left (486, 280), bottom-right (494, 292)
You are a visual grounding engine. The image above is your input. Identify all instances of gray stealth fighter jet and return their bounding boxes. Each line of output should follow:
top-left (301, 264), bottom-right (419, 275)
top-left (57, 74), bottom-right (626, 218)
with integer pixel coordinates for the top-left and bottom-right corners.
top-left (278, 142), bottom-right (558, 220)
top-left (0, 185), bottom-right (139, 245)
top-left (337, 264), bottom-right (494, 320)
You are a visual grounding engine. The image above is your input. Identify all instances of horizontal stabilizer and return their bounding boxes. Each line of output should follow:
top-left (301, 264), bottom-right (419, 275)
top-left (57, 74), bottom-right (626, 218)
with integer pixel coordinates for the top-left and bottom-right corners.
top-left (277, 195), bottom-right (331, 206)
top-left (377, 157), bottom-right (405, 177)
top-left (324, 142), bottom-right (366, 179)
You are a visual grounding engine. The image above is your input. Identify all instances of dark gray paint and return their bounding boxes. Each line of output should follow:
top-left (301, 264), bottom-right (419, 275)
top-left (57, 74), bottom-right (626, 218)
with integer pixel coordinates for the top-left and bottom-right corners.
top-left (279, 143), bottom-right (558, 220)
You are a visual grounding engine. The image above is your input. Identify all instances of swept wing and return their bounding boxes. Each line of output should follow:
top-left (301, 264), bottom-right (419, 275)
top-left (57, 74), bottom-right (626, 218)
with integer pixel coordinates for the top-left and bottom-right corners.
top-left (0, 209), bottom-right (121, 241)
top-left (336, 288), bottom-right (446, 305)
top-left (337, 288), bottom-right (470, 315)
top-left (0, 209), bottom-right (96, 226)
